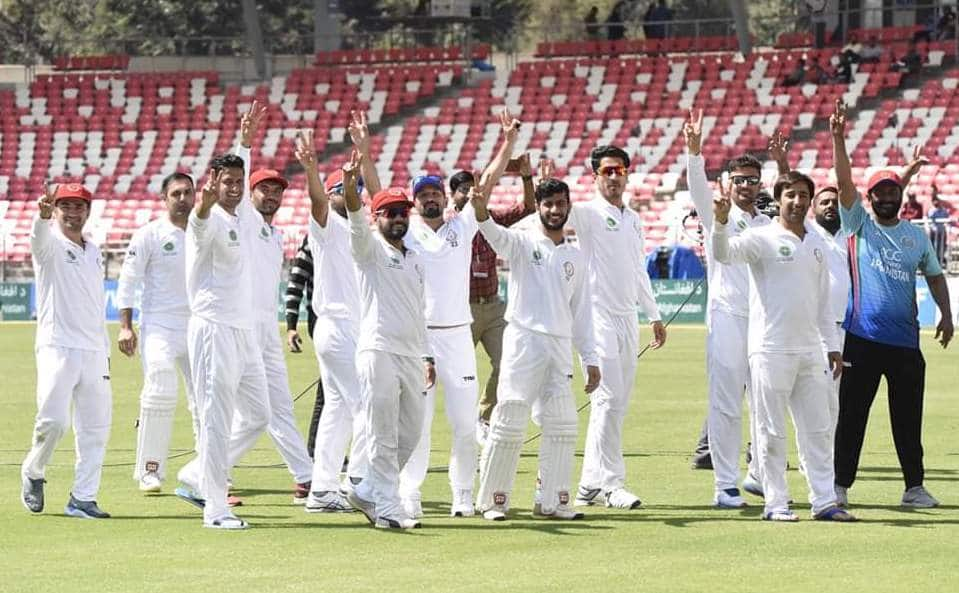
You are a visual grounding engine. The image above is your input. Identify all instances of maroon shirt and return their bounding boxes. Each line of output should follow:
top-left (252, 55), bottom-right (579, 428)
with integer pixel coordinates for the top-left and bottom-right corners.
top-left (900, 201), bottom-right (923, 221)
top-left (470, 202), bottom-right (534, 298)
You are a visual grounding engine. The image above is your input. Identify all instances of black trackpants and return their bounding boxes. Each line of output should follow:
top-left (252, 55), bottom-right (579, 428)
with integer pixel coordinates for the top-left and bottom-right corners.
top-left (834, 332), bottom-right (926, 489)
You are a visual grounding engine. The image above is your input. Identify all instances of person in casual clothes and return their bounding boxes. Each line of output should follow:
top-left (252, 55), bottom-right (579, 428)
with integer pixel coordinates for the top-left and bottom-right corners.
top-left (900, 192), bottom-right (923, 220)
top-left (829, 100), bottom-right (954, 509)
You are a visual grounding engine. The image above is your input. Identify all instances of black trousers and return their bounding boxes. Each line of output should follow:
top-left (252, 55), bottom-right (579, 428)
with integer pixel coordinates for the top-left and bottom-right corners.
top-left (834, 332), bottom-right (926, 489)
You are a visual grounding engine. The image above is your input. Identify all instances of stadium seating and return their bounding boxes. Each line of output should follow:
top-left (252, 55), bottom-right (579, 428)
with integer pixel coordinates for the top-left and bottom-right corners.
top-left (315, 44), bottom-right (490, 66)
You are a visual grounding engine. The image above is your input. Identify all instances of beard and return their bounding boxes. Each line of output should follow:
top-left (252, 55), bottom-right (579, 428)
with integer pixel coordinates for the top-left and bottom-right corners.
top-left (540, 211), bottom-right (569, 231)
top-left (816, 213), bottom-right (841, 234)
top-left (421, 203), bottom-right (442, 219)
top-left (382, 220), bottom-right (408, 240)
top-left (256, 201), bottom-right (279, 216)
top-left (872, 200), bottom-right (902, 220)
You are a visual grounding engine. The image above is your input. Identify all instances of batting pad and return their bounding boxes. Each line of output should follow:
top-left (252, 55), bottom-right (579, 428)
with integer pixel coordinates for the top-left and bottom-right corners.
top-left (537, 393), bottom-right (578, 513)
top-left (134, 368), bottom-right (179, 480)
top-left (477, 399), bottom-right (529, 511)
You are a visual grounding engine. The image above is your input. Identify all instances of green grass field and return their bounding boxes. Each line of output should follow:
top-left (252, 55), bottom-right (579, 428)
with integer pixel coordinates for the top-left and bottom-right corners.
top-left (0, 323), bottom-right (957, 593)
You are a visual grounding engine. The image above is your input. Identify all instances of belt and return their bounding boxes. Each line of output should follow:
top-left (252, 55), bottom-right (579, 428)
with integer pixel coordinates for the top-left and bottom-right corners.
top-left (469, 295), bottom-right (500, 305)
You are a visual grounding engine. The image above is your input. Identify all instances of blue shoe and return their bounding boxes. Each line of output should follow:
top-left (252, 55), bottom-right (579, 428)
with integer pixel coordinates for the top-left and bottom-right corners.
top-left (714, 488), bottom-right (747, 508)
top-left (175, 486), bottom-right (205, 509)
top-left (64, 494), bottom-right (110, 519)
top-left (762, 510), bottom-right (798, 522)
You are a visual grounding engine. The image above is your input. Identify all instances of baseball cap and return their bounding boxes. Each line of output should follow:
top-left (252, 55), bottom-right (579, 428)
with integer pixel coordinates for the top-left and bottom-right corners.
top-left (866, 170), bottom-right (902, 193)
top-left (53, 183), bottom-right (92, 202)
top-left (324, 169), bottom-right (364, 194)
top-left (411, 174), bottom-right (444, 197)
top-left (249, 169), bottom-right (289, 191)
top-left (371, 187), bottom-right (414, 213)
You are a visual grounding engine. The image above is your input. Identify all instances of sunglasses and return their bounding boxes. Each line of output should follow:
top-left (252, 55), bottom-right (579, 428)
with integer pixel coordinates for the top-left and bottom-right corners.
top-left (731, 175), bottom-right (761, 186)
top-left (597, 165), bottom-right (628, 178)
top-left (377, 206), bottom-right (410, 219)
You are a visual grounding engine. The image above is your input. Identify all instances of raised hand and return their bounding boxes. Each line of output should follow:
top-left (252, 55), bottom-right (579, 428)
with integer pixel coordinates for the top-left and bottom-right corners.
top-left (713, 174), bottom-right (733, 224)
top-left (538, 157), bottom-right (555, 181)
top-left (38, 183), bottom-right (56, 220)
top-left (683, 108), bottom-right (704, 155)
top-left (517, 153), bottom-right (532, 178)
top-left (500, 108), bottom-right (521, 142)
top-left (198, 168), bottom-right (222, 211)
top-left (240, 100), bottom-right (267, 148)
top-left (768, 130), bottom-right (789, 162)
top-left (347, 110), bottom-right (371, 156)
top-left (342, 148), bottom-right (361, 182)
top-left (829, 99), bottom-right (847, 138)
top-left (293, 130), bottom-right (317, 170)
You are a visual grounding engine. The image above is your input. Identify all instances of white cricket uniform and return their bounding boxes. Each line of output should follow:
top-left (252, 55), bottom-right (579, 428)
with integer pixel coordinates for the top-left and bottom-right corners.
top-left (22, 215), bottom-right (112, 502)
top-left (307, 211), bottom-right (369, 493)
top-left (713, 219), bottom-right (840, 516)
top-left (567, 194), bottom-right (661, 493)
top-left (180, 179), bottom-right (270, 524)
top-left (398, 203), bottom-right (480, 501)
top-left (240, 213), bottom-right (314, 485)
top-left (473, 216), bottom-right (599, 514)
top-left (348, 208), bottom-right (429, 521)
top-left (813, 223), bottom-right (850, 442)
top-left (687, 153), bottom-right (770, 493)
top-left (116, 217), bottom-right (195, 483)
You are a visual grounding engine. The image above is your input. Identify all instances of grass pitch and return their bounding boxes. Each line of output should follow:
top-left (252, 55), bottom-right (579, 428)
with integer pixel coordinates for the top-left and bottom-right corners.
top-left (0, 323), bottom-right (957, 593)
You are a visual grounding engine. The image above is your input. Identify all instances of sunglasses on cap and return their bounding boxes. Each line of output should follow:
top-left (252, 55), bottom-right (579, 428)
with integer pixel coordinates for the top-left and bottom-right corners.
top-left (597, 165), bottom-right (628, 178)
top-left (377, 206), bottom-right (410, 219)
top-left (731, 175), bottom-right (761, 186)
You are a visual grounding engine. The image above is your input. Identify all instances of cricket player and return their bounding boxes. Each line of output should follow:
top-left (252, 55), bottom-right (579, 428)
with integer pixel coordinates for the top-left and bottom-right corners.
top-left (294, 127), bottom-right (371, 513)
top-left (398, 109), bottom-right (521, 519)
top-left (568, 145), bottom-right (666, 511)
top-left (830, 100), bottom-right (953, 508)
top-left (684, 108), bottom-right (770, 508)
top-left (21, 183), bottom-right (112, 519)
top-left (340, 152), bottom-right (434, 530)
top-left (472, 178), bottom-right (601, 521)
top-left (712, 171), bottom-right (855, 522)
top-left (116, 172), bottom-right (197, 494)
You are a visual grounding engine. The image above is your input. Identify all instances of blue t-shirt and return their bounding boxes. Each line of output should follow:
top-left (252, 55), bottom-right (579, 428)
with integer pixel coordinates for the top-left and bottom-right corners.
top-left (841, 197), bottom-right (942, 349)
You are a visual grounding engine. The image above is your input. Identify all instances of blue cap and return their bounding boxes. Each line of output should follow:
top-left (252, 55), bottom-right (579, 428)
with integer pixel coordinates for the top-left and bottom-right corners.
top-left (412, 174), bottom-right (444, 197)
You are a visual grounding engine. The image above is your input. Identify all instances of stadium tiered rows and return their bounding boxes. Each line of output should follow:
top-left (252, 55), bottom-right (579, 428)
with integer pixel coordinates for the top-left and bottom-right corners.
top-left (0, 37), bottom-right (956, 263)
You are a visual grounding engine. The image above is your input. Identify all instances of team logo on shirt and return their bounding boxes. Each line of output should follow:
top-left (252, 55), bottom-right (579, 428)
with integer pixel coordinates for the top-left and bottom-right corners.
top-left (778, 245), bottom-right (792, 257)
top-left (126, 247), bottom-right (136, 257)
top-left (386, 254), bottom-right (403, 269)
top-left (814, 247), bottom-right (823, 263)
top-left (532, 248), bottom-right (543, 265)
top-left (605, 216), bottom-right (617, 230)
top-left (229, 230), bottom-right (238, 241)
top-left (901, 236), bottom-right (916, 249)
top-left (563, 261), bottom-right (575, 281)
top-left (737, 220), bottom-right (748, 230)
top-left (446, 230), bottom-right (459, 248)
top-left (65, 249), bottom-right (78, 263)
top-left (260, 225), bottom-right (271, 240)
top-left (162, 242), bottom-right (175, 252)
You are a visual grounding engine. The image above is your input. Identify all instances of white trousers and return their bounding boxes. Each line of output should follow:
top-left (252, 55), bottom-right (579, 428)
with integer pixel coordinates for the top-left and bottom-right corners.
top-left (22, 346), bottom-right (112, 502)
top-left (400, 324), bottom-right (479, 499)
top-left (182, 318), bottom-right (269, 522)
top-left (255, 319), bottom-right (313, 484)
top-left (134, 324), bottom-right (196, 481)
top-left (826, 328), bottom-right (845, 448)
top-left (579, 310), bottom-right (638, 492)
top-left (309, 316), bottom-right (369, 492)
top-left (353, 350), bottom-right (426, 520)
top-left (706, 309), bottom-right (760, 491)
top-left (750, 351), bottom-right (836, 515)
top-left (477, 326), bottom-right (578, 513)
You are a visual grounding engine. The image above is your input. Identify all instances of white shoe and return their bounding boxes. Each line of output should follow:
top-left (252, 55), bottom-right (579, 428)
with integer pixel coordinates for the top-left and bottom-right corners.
top-left (482, 506), bottom-right (507, 521)
top-left (714, 488), bottom-right (747, 509)
top-left (450, 489), bottom-right (475, 517)
top-left (535, 503), bottom-right (584, 520)
top-left (203, 514), bottom-right (249, 530)
top-left (476, 421), bottom-right (490, 447)
top-left (742, 474), bottom-right (764, 498)
top-left (305, 490), bottom-right (353, 513)
top-left (138, 472), bottom-right (162, 493)
top-left (604, 488), bottom-right (642, 509)
top-left (375, 515), bottom-right (421, 529)
top-left (402, 495), bottom-right (423, 519)
top-left (902, 485), bottom-right (939, 508)
top-left (345, 490), bottom-right (377, 525)
top-left (574, 485), bottom-right (603, 507)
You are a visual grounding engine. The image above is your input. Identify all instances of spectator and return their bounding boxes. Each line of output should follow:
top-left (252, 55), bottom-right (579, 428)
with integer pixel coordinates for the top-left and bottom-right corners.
top-left (585, 6), bottom-right (601, 40)
top-left (647, 0), bottom-right (672, 40)
top-left (900, 192), bottom-right (923, 220)
top-left (783, 58), bottom-right (806, 86)
top-left (643, 2), bottom-right (655, 39)
top-left (929, 190), bottom-right (953, 265)
top-left (938, 7), bottom-right (956, 40)
top-left (893, 40), bottom-right (922, 75)
top-left (859, 36), bottom-right (883, 63)
top-left (606, 0), bottom-right (628, 41)
top-left (833, 53), bottom-right (853, 84)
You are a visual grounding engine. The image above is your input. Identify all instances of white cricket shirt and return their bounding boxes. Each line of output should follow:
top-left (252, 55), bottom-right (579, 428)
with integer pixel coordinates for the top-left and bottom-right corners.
top-left (476, 217), bottom-right (599, 366)
top-left (712, 219), bottom-right (839, 354)
top-left (249, 218), bottom-right (284, 324)
top-left (31, 215), bottom-right (109, 352)
top-left (308, 212), bottom-right (360, 324)
top-left (687, 153), bottom-right (771, 318)
top-left (403, 202), bottom-right (479, 326)
top-left (116, 217), bottom-right (190, 331)
top-left (568, 194), bottom-right (661, 321)
top-left (348, 208), bottom-right (428, 358)
top-left (813, 223), bottom-right (851, 324)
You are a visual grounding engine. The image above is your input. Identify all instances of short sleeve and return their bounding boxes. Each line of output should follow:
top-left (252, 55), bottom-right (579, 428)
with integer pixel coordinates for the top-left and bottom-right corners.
top-left (839, 192), bottom-right (867, 235)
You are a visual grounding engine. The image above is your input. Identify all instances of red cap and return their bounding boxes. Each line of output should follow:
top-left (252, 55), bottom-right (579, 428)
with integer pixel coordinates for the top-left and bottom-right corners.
top-left (53, 183), bottom-right (92, 202)
top-left (370, 187), bottom-right (413, 212)
top-left (324, 169), bottom-right (344, 193)
top-left (249, 169), bottom-right (289, 191)
top-left (866, 170), bottom-right (902, 193)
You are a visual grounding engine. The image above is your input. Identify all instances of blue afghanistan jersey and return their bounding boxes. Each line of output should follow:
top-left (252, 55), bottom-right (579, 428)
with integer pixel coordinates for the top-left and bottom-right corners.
top-left (840, 196), bottom-right (942, 349)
